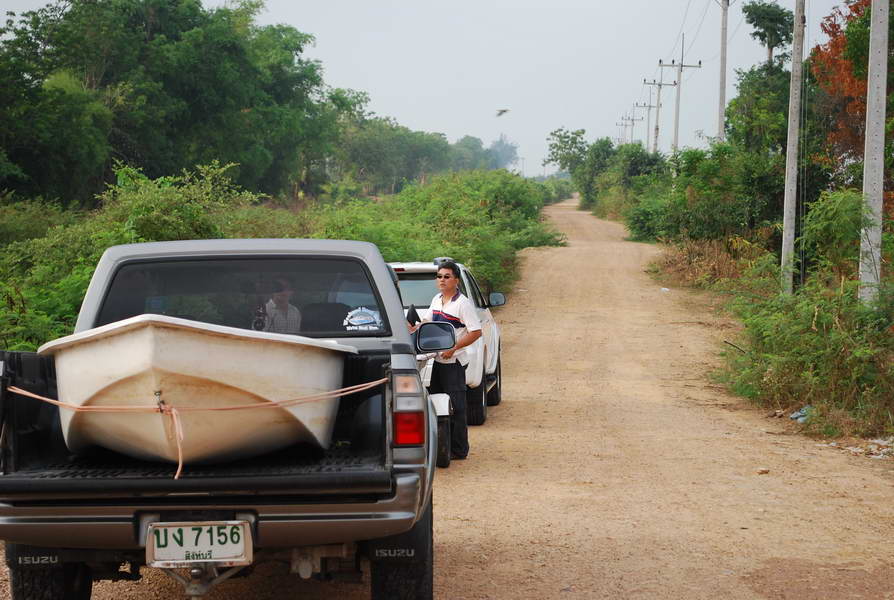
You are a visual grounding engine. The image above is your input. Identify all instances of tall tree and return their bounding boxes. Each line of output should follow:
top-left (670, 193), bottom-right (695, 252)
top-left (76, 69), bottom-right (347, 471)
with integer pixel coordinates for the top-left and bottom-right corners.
top-left (0, 0), bottom-right (352, 204)
top-left (810, 0), bottom-right (894, 186)
top-left (451, 136), bottom-right (489, 171)
top-left (742, 0), bottom-right (795, 64)
top-left (544, 129), bottom-right (615, 209)
top-left (726, 63), bottom-right (791, 153)
top-left (486, 134), bottom-right (518, 170)
top-left (544, 128), bottom-right (589, 174)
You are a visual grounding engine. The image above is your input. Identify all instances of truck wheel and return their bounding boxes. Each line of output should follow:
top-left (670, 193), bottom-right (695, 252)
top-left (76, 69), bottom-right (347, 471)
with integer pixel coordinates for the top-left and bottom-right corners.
top-left (436, 417), bottom-right (451, 468)
top-left (486, 356), bottom-right (502, 406)
top-left (370, 500), bottom-right (433, 600)
top-left (9, 563), bottom-right (92, 600)
top-left (466, 376), bottom-right (487, 427)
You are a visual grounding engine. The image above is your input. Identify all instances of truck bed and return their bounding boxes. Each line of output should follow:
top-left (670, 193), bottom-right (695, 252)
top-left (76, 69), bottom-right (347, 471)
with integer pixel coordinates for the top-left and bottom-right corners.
top-left (0, 351), bottom-right (392, 502)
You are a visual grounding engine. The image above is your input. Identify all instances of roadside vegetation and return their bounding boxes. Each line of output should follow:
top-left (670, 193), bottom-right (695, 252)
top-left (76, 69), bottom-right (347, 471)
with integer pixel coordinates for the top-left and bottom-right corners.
top-left (546, 0), bottom-right (894, 437)
top-left (0, 165), bottom-right (563, 351)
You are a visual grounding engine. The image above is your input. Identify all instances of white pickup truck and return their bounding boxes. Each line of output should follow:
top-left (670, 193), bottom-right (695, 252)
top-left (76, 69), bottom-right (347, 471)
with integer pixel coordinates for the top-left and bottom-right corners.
top-left (389, 259), bottom-right (506, 429)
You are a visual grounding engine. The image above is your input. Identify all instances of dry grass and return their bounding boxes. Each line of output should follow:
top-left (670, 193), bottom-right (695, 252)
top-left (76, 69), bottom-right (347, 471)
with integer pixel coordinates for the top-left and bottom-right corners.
top-left (652, 237), bottom-right (769, 288)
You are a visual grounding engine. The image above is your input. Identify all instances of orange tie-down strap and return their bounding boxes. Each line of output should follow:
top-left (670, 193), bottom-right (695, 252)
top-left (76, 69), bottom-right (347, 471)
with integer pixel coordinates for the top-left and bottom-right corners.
top-left (6, 377), bottom-right (388, 480)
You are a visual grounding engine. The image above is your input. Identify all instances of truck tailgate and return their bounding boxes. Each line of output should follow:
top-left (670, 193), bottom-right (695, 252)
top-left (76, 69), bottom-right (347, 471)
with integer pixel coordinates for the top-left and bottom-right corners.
top-left (0, 445), bottom-right (392, 500)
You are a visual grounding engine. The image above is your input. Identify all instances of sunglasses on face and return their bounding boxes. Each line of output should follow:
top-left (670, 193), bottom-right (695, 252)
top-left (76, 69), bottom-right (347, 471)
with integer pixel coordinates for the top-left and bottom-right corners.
top-left (435, 274), bottom-right (453, 279)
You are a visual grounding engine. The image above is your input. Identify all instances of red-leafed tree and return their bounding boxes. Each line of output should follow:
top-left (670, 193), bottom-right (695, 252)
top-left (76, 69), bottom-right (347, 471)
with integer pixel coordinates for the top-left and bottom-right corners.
top-left (811, 0), bottom-right (894, 194)
top-left (810, 0), bottom-right (871, 173)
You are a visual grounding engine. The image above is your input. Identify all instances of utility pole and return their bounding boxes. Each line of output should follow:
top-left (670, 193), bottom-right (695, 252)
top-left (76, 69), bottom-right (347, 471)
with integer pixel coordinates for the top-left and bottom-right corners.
top-left (717, 0), bottom-right (730, 141)
top-left (780, 0), bottom-right (805, 294)
top-left (615, 123), bottom-right (626, 146)
top-left (660, 34), bottom-right (702, 153)
top-left (859, 0), bottom-right (889, 302)
top-left (616, 117), bottom-right (633, 144)
top-left (644, 78), bottom-right (676, 153)
top-left (623, 112), bottom-right (644, 146)
top-left (635, 89), bottom-right (659, 152)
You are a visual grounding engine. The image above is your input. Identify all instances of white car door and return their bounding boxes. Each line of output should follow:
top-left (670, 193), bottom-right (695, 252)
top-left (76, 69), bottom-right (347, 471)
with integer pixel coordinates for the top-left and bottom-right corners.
top-left (463, 270), bottom-right (496, 374)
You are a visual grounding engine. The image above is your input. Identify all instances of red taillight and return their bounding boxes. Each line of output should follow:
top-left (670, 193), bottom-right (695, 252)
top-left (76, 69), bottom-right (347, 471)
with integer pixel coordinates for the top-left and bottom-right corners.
top-left (394, 412), bottom-right (425, 445)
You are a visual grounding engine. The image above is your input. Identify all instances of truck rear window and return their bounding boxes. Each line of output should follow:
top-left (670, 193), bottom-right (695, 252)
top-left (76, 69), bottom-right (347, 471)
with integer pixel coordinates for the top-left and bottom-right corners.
top-left (96, 257), bottom-right (389, 337)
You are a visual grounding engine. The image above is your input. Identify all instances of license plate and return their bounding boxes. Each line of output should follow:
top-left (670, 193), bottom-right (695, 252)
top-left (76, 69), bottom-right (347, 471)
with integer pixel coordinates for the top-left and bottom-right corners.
top-left (146, 521), bottom-right (252, 568)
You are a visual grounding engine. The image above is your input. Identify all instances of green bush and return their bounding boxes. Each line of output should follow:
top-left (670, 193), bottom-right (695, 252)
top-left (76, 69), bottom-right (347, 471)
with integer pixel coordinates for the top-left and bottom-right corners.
top-left (723, 259), bottom-right (894, 436)
top-left (314, 170), bottom-right (565, 291)
top-left (539, 177), bottom-right (574, 204)
top-left (626, 194), bottom-right (670, 241)
top-left (0, 193), bottom-right (80, 247)
top-left (617, 144), bottom-right (786, 245)
top-left (800, 189), bottom-right (865, 279)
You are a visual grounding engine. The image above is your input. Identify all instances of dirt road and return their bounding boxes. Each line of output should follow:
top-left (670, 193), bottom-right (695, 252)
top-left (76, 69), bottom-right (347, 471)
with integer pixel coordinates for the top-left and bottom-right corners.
top-left (431, 200), bottom-right (894, 599)
top-left (8, 200), bottom-right (894, 598)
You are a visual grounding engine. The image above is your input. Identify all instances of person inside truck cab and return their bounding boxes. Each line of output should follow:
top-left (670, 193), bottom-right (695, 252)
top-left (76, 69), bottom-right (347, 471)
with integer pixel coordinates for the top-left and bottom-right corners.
top-left (264, 278), bottom-right (302, 334)
top-left (425, 260), bottom-right (482, 460)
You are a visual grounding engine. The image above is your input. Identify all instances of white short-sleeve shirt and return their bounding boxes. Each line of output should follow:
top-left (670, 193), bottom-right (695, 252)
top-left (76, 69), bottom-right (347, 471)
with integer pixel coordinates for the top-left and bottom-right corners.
top-left (428, 292), bottom-right (482, 365)
top-left (265, 300), bottom-right (302, 334)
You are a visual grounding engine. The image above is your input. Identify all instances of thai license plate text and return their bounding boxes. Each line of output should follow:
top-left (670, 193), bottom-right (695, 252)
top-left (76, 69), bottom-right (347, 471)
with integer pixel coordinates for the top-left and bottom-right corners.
top-left (146, 521), bottom-right (252, 568)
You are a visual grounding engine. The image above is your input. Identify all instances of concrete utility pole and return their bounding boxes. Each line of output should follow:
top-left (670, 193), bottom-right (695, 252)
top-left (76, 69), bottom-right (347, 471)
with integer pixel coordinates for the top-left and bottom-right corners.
top-left (635, 93), bottom-right (658, 150)
top-left (660, 34), bottom-right (702, 153)
top-left (624, 112), bottom-right (645, 146)
top-left (617, 117), bottom-right (634, 144)
top-left (859, 0), bottom-right (889, 302)
top-left (780, 0), bottom-right (805, 294)
top-left (615, 123), bottom-right (627, 146)
top-left (717, 0), bottom-right (730, 141)
top-left (644, 78), bottom-right (676, 153)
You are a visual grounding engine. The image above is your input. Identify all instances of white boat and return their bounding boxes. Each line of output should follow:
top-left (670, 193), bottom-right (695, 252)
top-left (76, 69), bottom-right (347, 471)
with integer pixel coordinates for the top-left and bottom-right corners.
top-left (37, 315), bottom-right (357, 465)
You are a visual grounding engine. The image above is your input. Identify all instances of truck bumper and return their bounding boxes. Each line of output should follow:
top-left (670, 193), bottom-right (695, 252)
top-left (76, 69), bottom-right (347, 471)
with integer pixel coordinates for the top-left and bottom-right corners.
top-left (0, 474), bottom-right (422, 550)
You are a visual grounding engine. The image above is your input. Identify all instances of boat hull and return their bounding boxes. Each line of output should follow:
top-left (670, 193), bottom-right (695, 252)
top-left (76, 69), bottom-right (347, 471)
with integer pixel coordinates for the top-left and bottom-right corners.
top-left (38, 315), bottom-right (357, 464)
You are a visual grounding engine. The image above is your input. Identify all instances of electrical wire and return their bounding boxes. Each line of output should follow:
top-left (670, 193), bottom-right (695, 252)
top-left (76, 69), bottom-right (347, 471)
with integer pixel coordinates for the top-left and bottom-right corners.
top-left (668, 0), bottom-right (695, 58)
top-left (685, 0), bottom-right (713, 57)
top-left (797, 0), bottom-right (811, 287)
top-left (703, 10), bottom-right (746, 64)
top-left (729, 11), bottom-right (745, 41)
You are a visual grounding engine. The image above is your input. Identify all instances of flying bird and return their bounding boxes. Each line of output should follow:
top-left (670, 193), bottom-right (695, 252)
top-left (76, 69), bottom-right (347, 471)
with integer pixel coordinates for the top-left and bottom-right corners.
top-left (496, 109), bottom-right (510, 117)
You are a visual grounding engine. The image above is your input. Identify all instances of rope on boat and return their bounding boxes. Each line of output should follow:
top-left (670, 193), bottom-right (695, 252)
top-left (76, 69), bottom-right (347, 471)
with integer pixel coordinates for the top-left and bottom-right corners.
top-left (7, 377), bottom-right (388, 480)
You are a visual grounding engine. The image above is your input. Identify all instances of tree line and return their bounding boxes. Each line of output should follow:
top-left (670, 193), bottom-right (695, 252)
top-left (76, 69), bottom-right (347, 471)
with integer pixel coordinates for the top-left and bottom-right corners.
top-left (0, 0), bottom-right (518, 208)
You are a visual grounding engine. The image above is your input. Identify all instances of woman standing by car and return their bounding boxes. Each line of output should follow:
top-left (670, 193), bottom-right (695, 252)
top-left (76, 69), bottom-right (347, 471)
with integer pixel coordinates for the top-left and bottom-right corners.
top-left (425, 260), bottom-right (481, 459)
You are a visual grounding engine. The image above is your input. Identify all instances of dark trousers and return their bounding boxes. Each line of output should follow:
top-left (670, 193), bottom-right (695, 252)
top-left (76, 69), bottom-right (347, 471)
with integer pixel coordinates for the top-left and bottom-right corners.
top-left (428, 361), bottom-right (469, 458)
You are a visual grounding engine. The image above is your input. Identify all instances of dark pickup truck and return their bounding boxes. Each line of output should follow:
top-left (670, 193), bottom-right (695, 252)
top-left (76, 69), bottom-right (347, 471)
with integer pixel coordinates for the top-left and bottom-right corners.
top-left (0, 239), bottom-right (454, 599)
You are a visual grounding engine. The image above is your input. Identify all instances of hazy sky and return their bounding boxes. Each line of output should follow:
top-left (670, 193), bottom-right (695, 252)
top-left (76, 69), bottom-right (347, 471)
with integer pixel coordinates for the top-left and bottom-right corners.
top-left (8, 0), bottom-right (845, 175)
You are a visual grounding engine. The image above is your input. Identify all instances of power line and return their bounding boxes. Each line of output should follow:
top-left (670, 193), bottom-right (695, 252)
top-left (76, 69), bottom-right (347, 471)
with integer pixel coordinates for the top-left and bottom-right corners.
top-left (781, 0), bottom-right (806, 294)
top-left (730, 11), bottom-right (745, 40)
top-left (685, 0), bottom-right (713, 57)
top-left (703, 11), bottom-right (745, 64)
top-left (660, 33), bottom-right (702, 153)
top-left (667, 0), bottom-right (696, 58)
top-left (635, 1), bottom-right (697, 133)
top-left (798, 0), bottom-right (813, 287)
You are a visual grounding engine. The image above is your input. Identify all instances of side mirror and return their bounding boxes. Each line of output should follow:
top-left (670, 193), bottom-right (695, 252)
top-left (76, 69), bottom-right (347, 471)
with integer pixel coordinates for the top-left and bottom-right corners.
top-left (415, 322), bottom-right (456, 353)
top-left (488, 292), bottom-right (506, 307)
